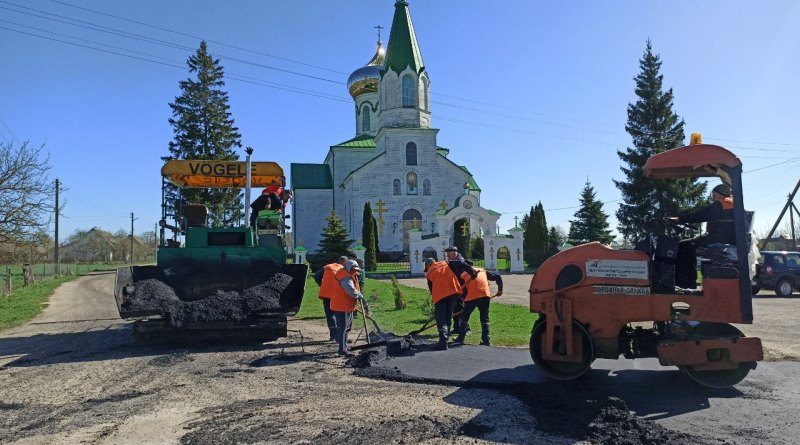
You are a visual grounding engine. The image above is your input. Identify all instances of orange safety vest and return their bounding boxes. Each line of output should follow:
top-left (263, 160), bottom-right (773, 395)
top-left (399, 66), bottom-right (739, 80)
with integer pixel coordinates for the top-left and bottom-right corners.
top-left (425, 261), bottom-right (462, 304)
top-left (462, 268), bottom-right (491, 302)
top-left (318, 263), bottom-right (348, 300)
top-left (329, 273), bottom-right (360, 313)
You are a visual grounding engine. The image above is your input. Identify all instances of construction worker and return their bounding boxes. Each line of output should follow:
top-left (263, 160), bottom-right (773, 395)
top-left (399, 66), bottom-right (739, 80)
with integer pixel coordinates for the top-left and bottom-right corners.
top-left (326, 259), bottom-right (363, 357)
top-left (346, 252), bottom-right (366, 290)
top-left (313, 256), bottom-right (350, 341)
top-left (670, 184), bottom-right (736, 288)
top-left (453, 268), bottom-right (503, 346)
top-left (443, 246), bottom-right (477, 336)
top-left (425, 257), bottom-right (470, 350)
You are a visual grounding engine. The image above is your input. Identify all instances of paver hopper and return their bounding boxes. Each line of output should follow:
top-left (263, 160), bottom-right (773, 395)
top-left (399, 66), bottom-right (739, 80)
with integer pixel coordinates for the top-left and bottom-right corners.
top-left (114, 157), bottom-right (308, 342)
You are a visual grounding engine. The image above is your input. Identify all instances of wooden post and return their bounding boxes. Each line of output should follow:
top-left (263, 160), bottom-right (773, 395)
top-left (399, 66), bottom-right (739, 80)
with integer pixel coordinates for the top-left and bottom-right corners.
top-left (5, 267), bottom-right (11, 295)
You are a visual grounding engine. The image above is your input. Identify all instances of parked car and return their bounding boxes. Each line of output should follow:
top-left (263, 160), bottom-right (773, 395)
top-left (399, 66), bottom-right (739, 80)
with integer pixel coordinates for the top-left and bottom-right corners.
top-left (753, 251), bottom-right (800, 297)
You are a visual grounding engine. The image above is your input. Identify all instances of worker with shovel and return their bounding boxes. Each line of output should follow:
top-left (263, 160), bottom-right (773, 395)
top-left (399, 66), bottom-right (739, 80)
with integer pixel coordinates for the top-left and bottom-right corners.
top-left (425, 257), bottom-right (467, 350)
top-left (314, 256), bottom-right (350, 341)
top-left (453, 268), bottom-right (503, 346)
top-left (324, 259), bottom-right (364, 357)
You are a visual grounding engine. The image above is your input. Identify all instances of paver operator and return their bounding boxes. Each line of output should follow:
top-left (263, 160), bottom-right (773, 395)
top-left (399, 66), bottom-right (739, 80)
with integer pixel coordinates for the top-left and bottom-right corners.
top-left (453, 267), bottom-right (503, 346)
top-left (318, 259), bottom-right (363, 357)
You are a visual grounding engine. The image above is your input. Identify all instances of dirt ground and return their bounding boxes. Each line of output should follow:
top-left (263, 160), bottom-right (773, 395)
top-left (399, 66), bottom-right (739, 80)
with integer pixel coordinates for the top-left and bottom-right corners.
top-left (392, 274), bottom-right (800, 361)
top-left (1, 273), bottom-right (798, 444)
top-left (0, 273), bottom-right (570, 445)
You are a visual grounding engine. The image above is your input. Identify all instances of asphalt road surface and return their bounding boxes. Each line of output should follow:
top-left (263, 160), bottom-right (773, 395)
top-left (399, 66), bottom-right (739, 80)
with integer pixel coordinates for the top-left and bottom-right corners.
top-left (1, 273), bottom-right (798, 444)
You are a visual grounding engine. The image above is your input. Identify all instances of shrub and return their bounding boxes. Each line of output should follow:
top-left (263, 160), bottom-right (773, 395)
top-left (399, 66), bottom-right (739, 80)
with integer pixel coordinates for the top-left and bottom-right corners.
top-left (390, 275), bottom-right (407, 310)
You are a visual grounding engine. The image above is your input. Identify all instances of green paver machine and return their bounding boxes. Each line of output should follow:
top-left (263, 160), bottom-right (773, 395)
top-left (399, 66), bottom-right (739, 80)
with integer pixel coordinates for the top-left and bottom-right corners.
top-left (114, 154), bottom-right (308, 342)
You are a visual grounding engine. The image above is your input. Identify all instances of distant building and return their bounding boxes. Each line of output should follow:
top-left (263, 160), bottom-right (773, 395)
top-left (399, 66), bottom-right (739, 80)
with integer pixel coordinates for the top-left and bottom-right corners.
top-left (760, 235), bottom-right (799, 252)
top-left (60, 227), bottom-right (152, 263)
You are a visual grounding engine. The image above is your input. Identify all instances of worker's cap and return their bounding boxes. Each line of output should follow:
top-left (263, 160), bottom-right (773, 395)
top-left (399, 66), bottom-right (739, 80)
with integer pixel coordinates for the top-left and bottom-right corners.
top-left (424, 258), bottom-right (435, 268)
top-left (712, 184), bottom-right (732, 197)
top-left (344, 259), bottom-right (361, 273)
top-left (444, 246), bottom-right (458, 253)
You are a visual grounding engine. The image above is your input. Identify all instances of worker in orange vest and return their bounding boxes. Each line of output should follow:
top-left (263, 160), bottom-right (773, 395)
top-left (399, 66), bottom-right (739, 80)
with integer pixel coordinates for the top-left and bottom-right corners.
top-left (453, 267), bottom-right (503, 346)
top-left (424, 257), bottom-right (473, 350)
top-left (320, 259), bottom-right (363, 357)
top-left (313, 256), bottom-right (349, 341)
top-left (670, 184), bottom-right (736, 289)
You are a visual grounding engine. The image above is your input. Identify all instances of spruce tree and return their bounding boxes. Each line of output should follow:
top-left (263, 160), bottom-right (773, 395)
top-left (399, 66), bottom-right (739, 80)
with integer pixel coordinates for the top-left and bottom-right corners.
top-left (531, 202), bottom-right (549, 267)
top-left (569, 180), bottom-right (614, 244)
top-left (167, 41), bottom-right (243, 227)
top-left (614, 40), bottom-right (707, 241)
top-left (523, 206), bottom-right (535, 264)
top-left (361, 202), bottom-right (378, 271)
top-left (318, 210), bottom-right (354, 264)
top-left (547, 226), bottom-right (564, 256)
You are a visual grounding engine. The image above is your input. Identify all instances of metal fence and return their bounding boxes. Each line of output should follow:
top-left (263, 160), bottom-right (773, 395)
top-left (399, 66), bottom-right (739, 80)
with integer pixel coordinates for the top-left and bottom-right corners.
top-left (1, 263), bottom-right (122, 296)
top-left (367, 261), bottom-right (411, 275)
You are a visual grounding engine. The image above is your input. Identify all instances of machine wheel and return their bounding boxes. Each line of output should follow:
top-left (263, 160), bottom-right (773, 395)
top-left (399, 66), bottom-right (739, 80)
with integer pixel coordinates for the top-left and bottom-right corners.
top-left (775, 278), bottom-right (794, 297)
top-left (678, 322), bottom-right (755, 388)
top-left (751, 285), bottom-right (761, 295)
top-left (530, 319), bottom-right (594, 380)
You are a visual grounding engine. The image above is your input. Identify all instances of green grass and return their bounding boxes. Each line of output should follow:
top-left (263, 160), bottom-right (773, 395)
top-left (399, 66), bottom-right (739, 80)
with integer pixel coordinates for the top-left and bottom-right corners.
top-left (0, 275), bottom-right (77, 331)
top-left (297, 276), bottom-right (537, 347)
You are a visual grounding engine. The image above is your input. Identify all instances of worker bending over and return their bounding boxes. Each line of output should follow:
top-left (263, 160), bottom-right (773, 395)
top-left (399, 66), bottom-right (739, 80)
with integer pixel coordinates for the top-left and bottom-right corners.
top-left (670, 184), bottom-right (735, 289)
top-left (320, 259), bottom-right (363, 357)
top-left (425, 256), bottom-right (475, 350)
top-left (313, 256), bottom-right (349, 341)
top-left (454, 267), bottom-right (503, 346)
top-left (443, 246), bottom-right (477, 336)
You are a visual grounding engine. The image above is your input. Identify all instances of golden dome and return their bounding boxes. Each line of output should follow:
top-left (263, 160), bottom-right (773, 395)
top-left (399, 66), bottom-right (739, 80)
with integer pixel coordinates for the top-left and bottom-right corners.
top-left (347, 41), bottom-right (385, 99)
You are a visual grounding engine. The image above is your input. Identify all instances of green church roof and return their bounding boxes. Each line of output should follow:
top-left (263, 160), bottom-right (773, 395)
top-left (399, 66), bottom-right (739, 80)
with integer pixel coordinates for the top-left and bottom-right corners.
top-left (382, 0), bottom-right (425, 76)
top-left (459, 165), bottom-right (482, 192)
top-left (332, 134), bottom-right (376, 149)
top-left (291, 163), bottom-right (333, 190)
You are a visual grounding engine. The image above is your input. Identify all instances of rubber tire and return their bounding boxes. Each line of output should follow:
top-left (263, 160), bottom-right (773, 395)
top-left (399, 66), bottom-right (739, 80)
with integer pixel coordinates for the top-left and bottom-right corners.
top-left (775, 278), bottom-right (794, 297)
top-left (530, 318), bottom-right (594, 381)
top-left (677, 322), bottom-right (755, 388)
top-left (751, 285), bottom-right (761, 295)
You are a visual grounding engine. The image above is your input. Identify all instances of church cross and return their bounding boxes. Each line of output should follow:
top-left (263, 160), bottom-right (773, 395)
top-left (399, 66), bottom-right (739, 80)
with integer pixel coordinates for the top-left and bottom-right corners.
top-left (514, 216), bottom-right (519, 228)
top-left (461, 221), bottom-right (469, 237)
top-left (375, 200), bottom-right (387, 237)
top-left (374, 25), bottom-right (384, 43)
top-left (439, 199), bottom-right (448, 211)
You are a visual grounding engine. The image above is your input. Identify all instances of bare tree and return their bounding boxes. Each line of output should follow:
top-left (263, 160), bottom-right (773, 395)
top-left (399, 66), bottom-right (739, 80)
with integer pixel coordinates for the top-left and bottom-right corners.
top-left (0, 141), bottom-right (53, 246)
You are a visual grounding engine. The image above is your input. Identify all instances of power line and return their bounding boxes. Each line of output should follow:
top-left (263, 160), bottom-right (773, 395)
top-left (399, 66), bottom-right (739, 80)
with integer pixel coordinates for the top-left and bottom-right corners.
top-left (44, 0), bottom-right (349, 75)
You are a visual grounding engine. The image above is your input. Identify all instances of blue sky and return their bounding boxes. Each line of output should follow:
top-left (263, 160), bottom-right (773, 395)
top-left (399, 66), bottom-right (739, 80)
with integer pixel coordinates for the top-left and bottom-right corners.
top-left (1, 0), bottom-right (799, 240)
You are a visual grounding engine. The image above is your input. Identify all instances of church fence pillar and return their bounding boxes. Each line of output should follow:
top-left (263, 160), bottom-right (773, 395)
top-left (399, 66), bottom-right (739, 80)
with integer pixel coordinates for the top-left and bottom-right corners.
top-left (408, 229), bottom-right (425, 276)
top-left (509, 227), bottom-right (525, 272)
top-left (294, 246), bottom-right (307, 265)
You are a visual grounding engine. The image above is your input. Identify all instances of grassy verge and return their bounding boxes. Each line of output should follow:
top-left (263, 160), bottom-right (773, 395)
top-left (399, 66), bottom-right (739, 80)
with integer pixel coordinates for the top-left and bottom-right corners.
top-left (0, 275), bottom-right (78, 331)
top-left (297, 276), bottom-right (537, 347)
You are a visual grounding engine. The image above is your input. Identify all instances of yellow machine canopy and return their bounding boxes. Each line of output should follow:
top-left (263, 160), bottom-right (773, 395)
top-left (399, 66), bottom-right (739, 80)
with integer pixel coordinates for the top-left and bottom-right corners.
top-left (161, 160), bottom-right (285, 188)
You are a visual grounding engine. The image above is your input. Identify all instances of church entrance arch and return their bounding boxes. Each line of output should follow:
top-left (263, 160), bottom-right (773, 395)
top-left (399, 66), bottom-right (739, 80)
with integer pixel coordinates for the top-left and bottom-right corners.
top-left (402, 208), bottom-right (423, 252)
top-left (497, 246), bottom-right (511, 271)
top-left (422, 247), bottom-right (438, 261)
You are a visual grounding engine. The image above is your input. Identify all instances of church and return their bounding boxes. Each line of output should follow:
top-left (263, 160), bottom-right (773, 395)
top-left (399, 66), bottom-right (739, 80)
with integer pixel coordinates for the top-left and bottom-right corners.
top-left (291, 1), bottom-right (486, 257)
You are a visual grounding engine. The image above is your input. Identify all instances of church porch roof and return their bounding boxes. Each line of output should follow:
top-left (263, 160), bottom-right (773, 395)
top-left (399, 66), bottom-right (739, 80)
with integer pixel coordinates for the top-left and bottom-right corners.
top-left (332, 134), bottom-right (377, 149)
top-left (291, 163), bottom-right (333, 190)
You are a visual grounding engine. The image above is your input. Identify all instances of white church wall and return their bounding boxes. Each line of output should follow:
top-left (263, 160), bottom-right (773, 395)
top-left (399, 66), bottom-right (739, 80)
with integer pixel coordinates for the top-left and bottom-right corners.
top-left (326, 148), bottom-right (377, 192)
top-left (292, 189), bottom-right (332, 253)
top-left (355, 93), bottom-right (378, 136)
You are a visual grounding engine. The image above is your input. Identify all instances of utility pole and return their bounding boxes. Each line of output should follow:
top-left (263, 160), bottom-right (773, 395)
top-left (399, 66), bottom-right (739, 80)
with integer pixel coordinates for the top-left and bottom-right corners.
top-left (54, 178), bottom-right (60, 276)
top-left (129, 212), bottom-right (136, 264)
top-left (760, 178), bottom-right (800, 250)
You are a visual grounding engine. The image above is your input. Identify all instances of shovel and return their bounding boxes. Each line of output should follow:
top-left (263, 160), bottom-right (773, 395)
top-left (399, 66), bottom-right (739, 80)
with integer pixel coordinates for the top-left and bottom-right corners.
top-left (349, 299), bottom-right (388, 351)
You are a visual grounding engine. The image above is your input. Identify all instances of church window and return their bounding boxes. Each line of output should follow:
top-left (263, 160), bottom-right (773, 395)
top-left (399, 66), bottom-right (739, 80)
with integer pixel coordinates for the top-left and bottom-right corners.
top-left (406, 142), bottom-right (417, 165)
top-left (406, 171), bottom-right (418, 195)
top-left (402, 74), bottom-right (415, 107)
top-left (361, 104), bottom-right (370, 132)
top-left (423, 179), bottom-right (431, 195)
top-left (393, 179), bottom-right (401, 195)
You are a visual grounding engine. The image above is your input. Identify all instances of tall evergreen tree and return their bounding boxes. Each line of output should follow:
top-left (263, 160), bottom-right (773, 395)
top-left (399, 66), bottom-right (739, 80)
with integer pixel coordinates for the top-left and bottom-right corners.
top-left (547, 225), bottom-right (565, 256)
top-left (569, 180), bottom-right (614, 244)
top-left (167, 41), bottom-right (243, 227)
top-left (318, 210), bottom-right (354, 264)
top-left (531, 202), bottom-right (549, 266)
top-left (361, 202), bottom-right (378, 271)
top-left (614, 40), bottom-right (707, 240)
top-left (372, 214), bottom-right (380, 256)
top-left (523, 206), bottom-right (536, 264)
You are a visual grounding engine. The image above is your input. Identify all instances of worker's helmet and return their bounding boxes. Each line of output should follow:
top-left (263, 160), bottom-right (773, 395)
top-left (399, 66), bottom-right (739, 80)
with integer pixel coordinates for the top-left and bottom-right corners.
top-left (712, 184), bottom-right (732, 198)
top-left (444, 246), bottom-right (458, 253)
top-left (344, 259), bottom-right (361, 273)
top-left (424, 258), bottom-right (435, 269)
